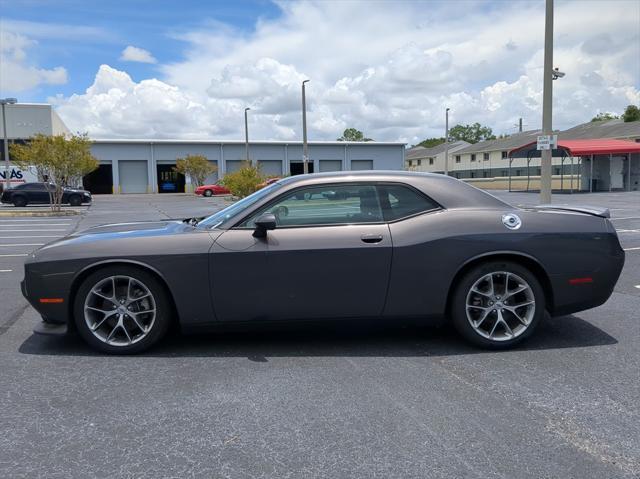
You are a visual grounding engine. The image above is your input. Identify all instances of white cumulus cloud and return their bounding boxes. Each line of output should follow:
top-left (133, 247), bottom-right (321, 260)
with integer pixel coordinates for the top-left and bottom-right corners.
top-left (120, 45), bottom-right (157, 64)
top-left (0, 31), bottom-right (68, 93)
top-left (51, 0), bottom-right (640, 143)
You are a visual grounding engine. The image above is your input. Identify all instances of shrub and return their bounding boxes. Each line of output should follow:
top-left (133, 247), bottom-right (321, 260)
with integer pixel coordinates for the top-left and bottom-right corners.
top-left (220, 162), bottom-right (264, 198)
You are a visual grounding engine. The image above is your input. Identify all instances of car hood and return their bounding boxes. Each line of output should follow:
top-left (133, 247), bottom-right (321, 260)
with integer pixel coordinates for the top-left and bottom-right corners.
top-left (37, 220), bottom-right (192, 252)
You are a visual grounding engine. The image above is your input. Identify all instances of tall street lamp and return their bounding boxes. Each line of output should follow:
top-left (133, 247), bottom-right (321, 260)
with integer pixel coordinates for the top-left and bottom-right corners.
top-left (302, 79), bottom-right (310, 174)
top-left (444, 107), bottom-right (450, 176)
top-left (1, 98), bottom-right (18, 190)
top-left (244, 107), bottom-right (251, 165)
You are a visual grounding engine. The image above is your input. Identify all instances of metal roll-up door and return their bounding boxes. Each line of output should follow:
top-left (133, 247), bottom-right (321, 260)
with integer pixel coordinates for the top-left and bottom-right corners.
top-left (258, 160), bottom-right (282, 176)
top-left (119, 161), bottom-right (148, 193)
top-left (319, 160), bottom-right (342, 172)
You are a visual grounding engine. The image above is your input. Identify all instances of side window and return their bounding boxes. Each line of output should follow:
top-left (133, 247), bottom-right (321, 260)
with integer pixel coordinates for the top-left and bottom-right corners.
top-left (377, 184), bottom-right (440, 221)
top-left (243, 184), bottom-right (383, 227)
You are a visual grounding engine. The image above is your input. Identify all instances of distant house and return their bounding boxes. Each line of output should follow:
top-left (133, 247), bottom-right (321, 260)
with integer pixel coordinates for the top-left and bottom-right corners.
top-left (410, 119), bottom-right (640, 191)
top-left (405, 140), bottom-right (470, 172)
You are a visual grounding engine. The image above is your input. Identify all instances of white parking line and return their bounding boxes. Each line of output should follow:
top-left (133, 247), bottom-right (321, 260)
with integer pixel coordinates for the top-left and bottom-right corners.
top-left (635, 285), bottom-right (640, 289)
top-left (617, 229), bottom-right (640, 233)
top-left (611, 217), bottom-right (640, 221)
top-left (0, 224), bottom-right (70, 227)
top-left (0, 243), bottom-right (45, 246)
top-left (0, 219), bottom-right (72, 222)
top-left (0, 269), bottom-right (13, 272)
top-left (624, 247), bottom-right (640, 251)
top-left (0, 229), bottom-right (67, 232)
top-left (0, 254), bottom-right (29, 257)
top-left (0, 235), bottom-right (61, 238)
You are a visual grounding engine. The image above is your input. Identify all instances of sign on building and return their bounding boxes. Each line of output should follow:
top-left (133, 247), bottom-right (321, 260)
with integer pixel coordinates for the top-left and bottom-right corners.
top-left (536, 135), bottom-right (558, 151)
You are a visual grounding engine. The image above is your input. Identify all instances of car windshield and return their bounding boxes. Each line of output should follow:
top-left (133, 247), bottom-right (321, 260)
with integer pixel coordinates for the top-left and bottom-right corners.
top-left (197, 181), bottom-right (284, 229)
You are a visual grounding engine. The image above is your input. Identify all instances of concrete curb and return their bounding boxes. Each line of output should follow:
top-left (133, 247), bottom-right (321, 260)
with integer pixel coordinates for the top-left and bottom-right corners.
top-left (0, 209), bottom-right (81, 217)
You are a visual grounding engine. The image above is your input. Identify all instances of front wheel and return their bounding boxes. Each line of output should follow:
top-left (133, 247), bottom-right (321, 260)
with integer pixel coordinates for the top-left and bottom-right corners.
top-left (203, 189), bottom-right (213, 197)
top-left (450, 261), bottom-right (545, 349)
top-left (74, 266), bottom-right (172, 354)
top-left (69, 194), bottom-right (82, 206)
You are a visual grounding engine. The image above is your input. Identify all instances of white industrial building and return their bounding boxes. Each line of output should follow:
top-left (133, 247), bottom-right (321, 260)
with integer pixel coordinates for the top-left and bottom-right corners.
top-left (1, 103), bottom-right (406, 194)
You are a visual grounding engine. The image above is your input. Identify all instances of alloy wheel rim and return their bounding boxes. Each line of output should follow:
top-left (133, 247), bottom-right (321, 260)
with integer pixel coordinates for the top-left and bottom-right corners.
top-left (84, 275), bottom-right (156, 346)
top-left (465, 271), bottom-right (535, 341)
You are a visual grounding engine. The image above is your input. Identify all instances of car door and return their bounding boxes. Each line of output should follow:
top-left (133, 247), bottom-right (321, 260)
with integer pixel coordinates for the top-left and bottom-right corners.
top-left (210, 183), bottom-right (393, 322)
top-left (27, 183), bottom-right (50, 203)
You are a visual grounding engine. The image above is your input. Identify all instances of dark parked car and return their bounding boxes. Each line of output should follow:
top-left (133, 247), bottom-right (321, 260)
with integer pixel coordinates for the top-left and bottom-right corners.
top-left (1, 182), bottom-right (92, 207)
top-left (22, 171), bottom-right (624, 354)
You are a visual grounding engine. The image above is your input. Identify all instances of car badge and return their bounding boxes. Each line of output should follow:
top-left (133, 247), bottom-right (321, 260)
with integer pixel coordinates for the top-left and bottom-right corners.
top-left (502, 213), bottom-right (522, 230)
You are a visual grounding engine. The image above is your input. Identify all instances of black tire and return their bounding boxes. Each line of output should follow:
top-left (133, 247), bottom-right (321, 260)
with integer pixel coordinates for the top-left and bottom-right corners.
top-left (12, 195), bottom-right (27, 207)
top-left (450, 261), bottom-right (545, 349)
top-left (74, 265), bottom-right (172, 354)
top-left (203, 189), bottom-right (213, 197)
top-left (69, 194), bottom-right (82, 206)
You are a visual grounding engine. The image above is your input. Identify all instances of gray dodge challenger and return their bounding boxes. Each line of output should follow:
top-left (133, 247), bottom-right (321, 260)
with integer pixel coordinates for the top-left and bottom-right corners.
top-left (22, 171), bottom-right (624, 354)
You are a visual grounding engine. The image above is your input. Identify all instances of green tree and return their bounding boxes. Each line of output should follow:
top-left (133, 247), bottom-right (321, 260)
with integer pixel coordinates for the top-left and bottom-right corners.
top-left (415, 137), bottom-right (445, 148)
top-left (448, 123), bottom-right (496, 144)
top-left (622, 105), bottom-right (640, 122)
top-left (174, 154), bottom-right (217, 188)
top-left (591, 112), bottom-right (619, 122)
top-left (337, 128), bottom-right (373, 142)
top-left (10, 134), bottom-right (98, 211)
top-left (219, 161), bottom-right (264, 198)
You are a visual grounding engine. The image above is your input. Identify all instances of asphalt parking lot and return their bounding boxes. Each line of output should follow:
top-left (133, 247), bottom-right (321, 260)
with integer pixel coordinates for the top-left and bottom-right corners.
top-left (1, 190), bottom-right (639, 478)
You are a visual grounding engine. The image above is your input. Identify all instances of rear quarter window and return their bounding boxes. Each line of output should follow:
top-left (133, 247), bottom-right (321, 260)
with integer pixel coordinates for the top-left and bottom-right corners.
top-left (377, 184), bottom-right (440, 221)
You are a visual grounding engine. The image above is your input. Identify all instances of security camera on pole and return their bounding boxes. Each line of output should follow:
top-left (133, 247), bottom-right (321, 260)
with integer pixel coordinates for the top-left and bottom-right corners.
top-left (244, 107), bottom-right (251, 165)
top-left (444, 108), bottom-right (450, 176)
top-left (302, 79), bottom-right (310, 174)
top-left (539, 0), bottom-right (564, 204)
top-left (1, 97), bottom-right (18, 190)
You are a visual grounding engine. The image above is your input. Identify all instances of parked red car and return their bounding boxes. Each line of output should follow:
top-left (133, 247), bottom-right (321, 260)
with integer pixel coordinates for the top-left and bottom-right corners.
top-left (194, 183), bottom-right (231, 197)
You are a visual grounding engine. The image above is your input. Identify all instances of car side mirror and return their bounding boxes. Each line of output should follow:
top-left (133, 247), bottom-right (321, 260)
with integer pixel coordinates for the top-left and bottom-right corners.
top-left (253, 213), bottom-right (277, 238)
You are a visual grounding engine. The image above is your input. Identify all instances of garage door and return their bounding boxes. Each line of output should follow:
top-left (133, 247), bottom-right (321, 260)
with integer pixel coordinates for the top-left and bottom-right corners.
top-left (319, 160), bottom-right (342, 172)
top-left (119, 161), bottom-right (148, 193)
top-left (258, 160), bottom-right (282, 176)
top-left (351, 160), bottom-right (373, 171)
top-left (226, 160), bottom-right (244, 173)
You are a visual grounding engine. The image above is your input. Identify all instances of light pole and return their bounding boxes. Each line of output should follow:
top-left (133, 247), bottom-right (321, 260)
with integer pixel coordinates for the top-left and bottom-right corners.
top-left (1, 98), bottom-right (17, 190)
top-left (302, 79), bottom-right (310, 174)
top-left (444, 107), bottom-right (450, 176)
top-left (244, 107), bottom-right (251, 165)
top-left (540, 0), bottom-right (554, 204)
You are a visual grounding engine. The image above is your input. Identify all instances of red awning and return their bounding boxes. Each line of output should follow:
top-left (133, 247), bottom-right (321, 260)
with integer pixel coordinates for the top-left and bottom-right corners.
top-left (509, 138), bottom-right (640, 158)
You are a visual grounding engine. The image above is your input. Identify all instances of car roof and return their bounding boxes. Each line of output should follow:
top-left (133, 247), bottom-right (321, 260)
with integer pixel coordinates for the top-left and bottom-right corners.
top-left (277, 171), bottom-right (511, 209)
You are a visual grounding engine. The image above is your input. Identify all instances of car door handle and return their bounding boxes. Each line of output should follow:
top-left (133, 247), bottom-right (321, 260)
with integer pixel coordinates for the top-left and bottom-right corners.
top-left (361, 234), bottom-right (383, 244)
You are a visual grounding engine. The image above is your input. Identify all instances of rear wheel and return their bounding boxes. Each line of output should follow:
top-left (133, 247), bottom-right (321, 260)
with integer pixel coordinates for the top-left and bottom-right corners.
top-left (203, 189), bottom-right (213, 197)
top-left (69, 194), bottom-right (82, 206)
top-left (13, 195), bottom-right (27, 207)
top-left (451, 261), bottom-right (544, 349)
top-left (74, 266), bottom-right (172, 354)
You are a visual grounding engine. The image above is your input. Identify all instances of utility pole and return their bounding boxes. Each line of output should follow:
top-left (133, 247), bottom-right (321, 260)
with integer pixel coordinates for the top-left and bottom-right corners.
top-left (540, 0), bottom-right (554, 204)
top-left (244, 107), bottom-right (251, 165)
top-left (1, 98), bottom-right (17, 190)
top-left (444, 108), bottom-right (450, 176)
top-left (302, 80), bottom-right (310, 174)
top-left (519, 118), bottom-right (523, 132)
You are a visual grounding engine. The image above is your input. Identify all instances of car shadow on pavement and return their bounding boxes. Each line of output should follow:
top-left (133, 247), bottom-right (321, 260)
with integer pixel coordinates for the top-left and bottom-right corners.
top-left (19, 314), bottom-right (617, 359)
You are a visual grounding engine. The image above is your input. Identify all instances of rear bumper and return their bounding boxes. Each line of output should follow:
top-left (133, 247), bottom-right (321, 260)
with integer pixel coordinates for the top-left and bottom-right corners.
top-left (548, 242), bottom-right (625, 316)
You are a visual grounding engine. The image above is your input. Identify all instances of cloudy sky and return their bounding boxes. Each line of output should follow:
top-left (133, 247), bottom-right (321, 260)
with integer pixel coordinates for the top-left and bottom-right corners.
top-left (1, 0), bottom-right (638, 144)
